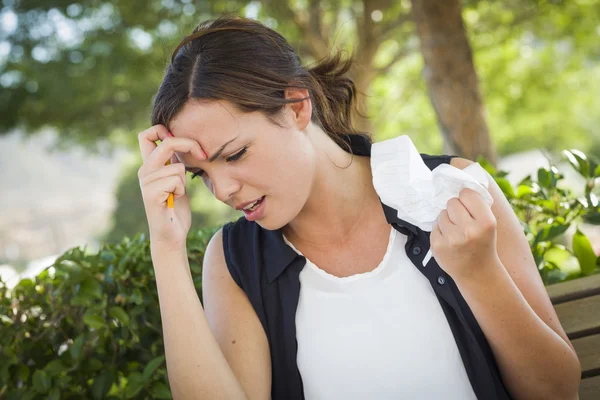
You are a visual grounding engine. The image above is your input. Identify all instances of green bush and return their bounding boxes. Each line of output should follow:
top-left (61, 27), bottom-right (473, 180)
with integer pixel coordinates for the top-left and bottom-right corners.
top-left (0, 227), bottom-right (217, 400)
top-left (1, 149), bottom-right (598, 398)
top-left (480, 148), bottom-right (600, 285)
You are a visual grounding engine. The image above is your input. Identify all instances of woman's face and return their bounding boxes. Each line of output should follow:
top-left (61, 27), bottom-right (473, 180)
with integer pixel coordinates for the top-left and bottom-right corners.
top-left (169, 96), bottom-right (317, 230)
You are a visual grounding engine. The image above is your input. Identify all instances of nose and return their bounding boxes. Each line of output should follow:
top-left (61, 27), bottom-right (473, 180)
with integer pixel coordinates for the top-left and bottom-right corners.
top-left (210, 174), bottom-right (241, 204)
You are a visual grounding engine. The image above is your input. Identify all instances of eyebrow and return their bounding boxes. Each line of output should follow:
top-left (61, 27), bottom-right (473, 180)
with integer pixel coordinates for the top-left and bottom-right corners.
top-left (208, 137), bottom-right (238, 162)
top-left (184, 137), bottom-right (238, 172)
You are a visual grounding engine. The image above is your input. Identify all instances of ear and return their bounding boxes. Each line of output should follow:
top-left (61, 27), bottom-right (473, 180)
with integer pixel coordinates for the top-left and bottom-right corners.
top-left (283, 87), bottom-right (312, 131)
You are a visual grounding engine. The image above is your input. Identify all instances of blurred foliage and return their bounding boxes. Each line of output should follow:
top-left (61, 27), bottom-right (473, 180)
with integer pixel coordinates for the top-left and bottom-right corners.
top-left (0, 227), bottom-right (217, 399)
top-left (0, 0), bottom-right (598, 156)
top-left (2, 0), bottom-right (599, 239)
top-left (371, 0), bottom-right (600, 155)
top-left (480, 148), bottom-right (600, 285)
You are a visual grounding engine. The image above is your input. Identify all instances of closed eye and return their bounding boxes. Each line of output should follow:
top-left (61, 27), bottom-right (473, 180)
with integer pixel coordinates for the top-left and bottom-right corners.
top-left (225, 147), bottom-right (247, 162)
top-left (187, 147), bottom-right (247, 180)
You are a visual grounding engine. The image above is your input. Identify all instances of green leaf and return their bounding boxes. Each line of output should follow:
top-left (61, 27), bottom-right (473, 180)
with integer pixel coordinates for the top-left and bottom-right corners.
top-left (89, 358), bottom-right (104, 372)
top-left (70, 335), bottom-right (85, 361)
top-left (572, 229), bottom-right (598, 276)
top-left (0, 363), bottom-right (9, 383)
top-left (32, 369), bottom-right (51, 393)
top-left (142, 356), bottom-right (165, 382)
top-left (494, 177), bottom-right (515, 198)
top-left (109, 306), bottom-right (130, 326)
top-left (100, 251), bottom-right (116, 263)
top-left (0, 314), bottom-right (14, 325)
top-left (595, 164), bottom-right (600, 177)
top-left (17, 364), bottom-right (30, 383)
top-left (131, 288), bottom-right (144, 305)
top-left (516, 184), bottom-right (539, 198)
top-left (537, 168), bottom-right (551, 188)
top-left (125, 372), bottom-right (145, 399)
top-left (44, 360), bottom-right (66, 377)
top-left (589, 193), bottom-right (599, 208)
top-left (84, 311), bottom-right (106, 329)
top-left (570, 149), bottom-right (591, 177)
top-left (544, 246), bottom-right (581, 278)
top-left (20, 390), bottom-right (37, 400)
top-left (92, 370), bottom-right (115, 400)
top-left (150, 382), bottom-right (172, 399)
top-left (563, 150), bottom-right (581, 173)
top-left (563, 149), bottom-right (590, 177)
top-left (48, 388), bottom-right (61, 400)
top-left (79, 278), bottom-right (104, 299)
top-left (476, 156), bottom-right (497, 175)
top-left (535, 223), bottom-right (570, 242)
top-left (583, 209), bottom-right (600, 225)
top-left (541, 262), bottom-right (569, 286)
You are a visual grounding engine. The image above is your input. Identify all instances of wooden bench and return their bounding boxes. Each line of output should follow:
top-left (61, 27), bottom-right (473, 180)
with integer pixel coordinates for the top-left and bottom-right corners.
top-left (547, 273), bottom-right (600, 400)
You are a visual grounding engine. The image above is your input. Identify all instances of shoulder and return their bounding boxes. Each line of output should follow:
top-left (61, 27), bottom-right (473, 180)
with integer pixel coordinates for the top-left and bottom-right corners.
top-left (448, 156), bottom-right (474, 169)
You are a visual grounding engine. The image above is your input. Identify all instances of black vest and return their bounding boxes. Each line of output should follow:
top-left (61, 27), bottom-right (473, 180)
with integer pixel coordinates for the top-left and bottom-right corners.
top-left (221, 135), bottom-right (512, 400)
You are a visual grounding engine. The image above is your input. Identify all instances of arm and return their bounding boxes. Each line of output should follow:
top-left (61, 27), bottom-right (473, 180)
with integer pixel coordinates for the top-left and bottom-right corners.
top-left (450, 157), bottom-right (581, 400)
top-left (202, 228), bottom-right (272, 400)
top-left (151, 228), bottom-right (270, 399)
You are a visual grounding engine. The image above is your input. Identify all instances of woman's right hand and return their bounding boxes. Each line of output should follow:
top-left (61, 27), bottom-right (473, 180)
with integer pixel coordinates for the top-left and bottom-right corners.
top-left (137, 124), bottom-right (207, 250)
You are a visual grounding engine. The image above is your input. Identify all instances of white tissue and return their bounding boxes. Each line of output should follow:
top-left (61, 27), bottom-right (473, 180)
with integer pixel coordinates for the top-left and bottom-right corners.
top-left (371, 135), bottom-right (494, 233)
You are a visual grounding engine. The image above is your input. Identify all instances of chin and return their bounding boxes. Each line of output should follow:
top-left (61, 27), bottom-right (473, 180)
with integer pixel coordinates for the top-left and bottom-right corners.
top-left (255, 202), bottom-right (302, 231)
top-left (255, 214), bottom-right (290, 231)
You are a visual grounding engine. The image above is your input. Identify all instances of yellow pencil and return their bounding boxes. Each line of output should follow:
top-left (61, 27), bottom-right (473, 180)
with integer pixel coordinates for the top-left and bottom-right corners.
top-left (165, 158), bottom-right (175, 208)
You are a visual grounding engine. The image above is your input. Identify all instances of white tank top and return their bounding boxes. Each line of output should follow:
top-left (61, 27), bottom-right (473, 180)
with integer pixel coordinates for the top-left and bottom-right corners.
top-left (283, 227), bottom-right (478, 400)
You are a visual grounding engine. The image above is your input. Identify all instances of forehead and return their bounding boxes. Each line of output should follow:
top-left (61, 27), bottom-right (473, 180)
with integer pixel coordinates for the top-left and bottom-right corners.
top-left (169, 100), bottom-right (240, 141)
top-left (169, 100), bottom-right (242, 164)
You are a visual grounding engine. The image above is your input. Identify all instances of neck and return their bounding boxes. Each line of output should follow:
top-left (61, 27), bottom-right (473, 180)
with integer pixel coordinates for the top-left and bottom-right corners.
top-left (282, 129), bottom-right (381, 247)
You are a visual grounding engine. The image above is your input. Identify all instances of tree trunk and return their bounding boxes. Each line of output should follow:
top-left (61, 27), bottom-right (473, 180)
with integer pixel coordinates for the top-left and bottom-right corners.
top-left (351, 47), bottom-right (378, 135)
top-left (411, 0), bottom-right (497, 164)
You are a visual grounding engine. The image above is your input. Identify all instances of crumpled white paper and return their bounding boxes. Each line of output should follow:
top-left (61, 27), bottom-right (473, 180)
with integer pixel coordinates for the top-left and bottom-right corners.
top-left (371, 135), bottom-right (494, 266)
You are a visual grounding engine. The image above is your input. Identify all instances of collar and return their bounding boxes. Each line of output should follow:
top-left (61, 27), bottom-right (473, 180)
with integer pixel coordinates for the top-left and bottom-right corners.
top-left (262, 132), bottom-right (420, 283)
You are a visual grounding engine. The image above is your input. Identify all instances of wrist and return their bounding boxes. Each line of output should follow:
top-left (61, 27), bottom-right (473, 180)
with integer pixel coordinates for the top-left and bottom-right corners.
top-left (453, 256), bottom-right (505, 290)
top-left (151, 240), bottom-right (187, 256)
top-left (151, 244), bottom-right (189, 270)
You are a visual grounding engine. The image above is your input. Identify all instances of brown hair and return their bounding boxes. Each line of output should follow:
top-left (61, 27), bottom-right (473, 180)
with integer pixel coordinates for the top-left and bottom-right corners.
top-left (151, 15), bottom-right (370, 152)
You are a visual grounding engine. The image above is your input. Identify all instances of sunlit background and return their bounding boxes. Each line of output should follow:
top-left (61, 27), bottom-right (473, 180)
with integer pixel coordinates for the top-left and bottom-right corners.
top-left (1, 0), bottom-right (599, 286)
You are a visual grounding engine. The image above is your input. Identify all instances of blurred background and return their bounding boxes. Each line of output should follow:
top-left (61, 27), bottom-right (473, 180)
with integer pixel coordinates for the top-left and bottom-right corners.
top-left (1, 0), bottom-right (599, 285)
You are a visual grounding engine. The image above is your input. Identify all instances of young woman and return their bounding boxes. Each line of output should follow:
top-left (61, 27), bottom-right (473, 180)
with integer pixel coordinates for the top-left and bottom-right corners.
top-left (137, 15), bottom-right (580, 400)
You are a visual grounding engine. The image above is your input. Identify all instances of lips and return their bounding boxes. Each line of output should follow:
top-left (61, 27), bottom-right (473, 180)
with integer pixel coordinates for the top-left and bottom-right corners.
top-left (235, 196), bottom-right (265, 211)
top-left (242, 195), bottom-right (266, 221)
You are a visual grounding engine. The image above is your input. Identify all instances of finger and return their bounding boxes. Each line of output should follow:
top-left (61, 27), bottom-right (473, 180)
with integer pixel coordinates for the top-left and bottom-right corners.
top-left (432, 220), bottom-right (443, 241)
top-left (144, 176), bottom-right (186, 206)
top-left (437, 210), bottom-right (452, 235)
top-left (140, 163), bottom-right (186, 189)
top-left (149, 136), bottom-right (207, 169)
top-left (446, 197), bottom-right (473, 225)
top-left (458, 188), bottom-right (490, 221)
top-left (139, 125), bottom-right (169, 163)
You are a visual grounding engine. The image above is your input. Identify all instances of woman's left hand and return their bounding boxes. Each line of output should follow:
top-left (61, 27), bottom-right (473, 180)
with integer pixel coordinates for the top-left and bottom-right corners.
top-left (430, 188), bottom-right (501, 282)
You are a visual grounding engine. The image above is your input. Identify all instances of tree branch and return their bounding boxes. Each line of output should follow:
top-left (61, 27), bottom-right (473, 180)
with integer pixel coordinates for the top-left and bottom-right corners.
top-left (380, 13), bottom-right (413, 41)
top-left (264, 0), bottom-right (329, 60)
top-left (375, 45), bottom-right (417, 74)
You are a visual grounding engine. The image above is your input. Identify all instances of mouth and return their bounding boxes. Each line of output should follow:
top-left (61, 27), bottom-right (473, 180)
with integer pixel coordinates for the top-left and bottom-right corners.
top-left (240, 195), bottom-right (265, 211)
top-left (240, 196), bottom-right (266, 221)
